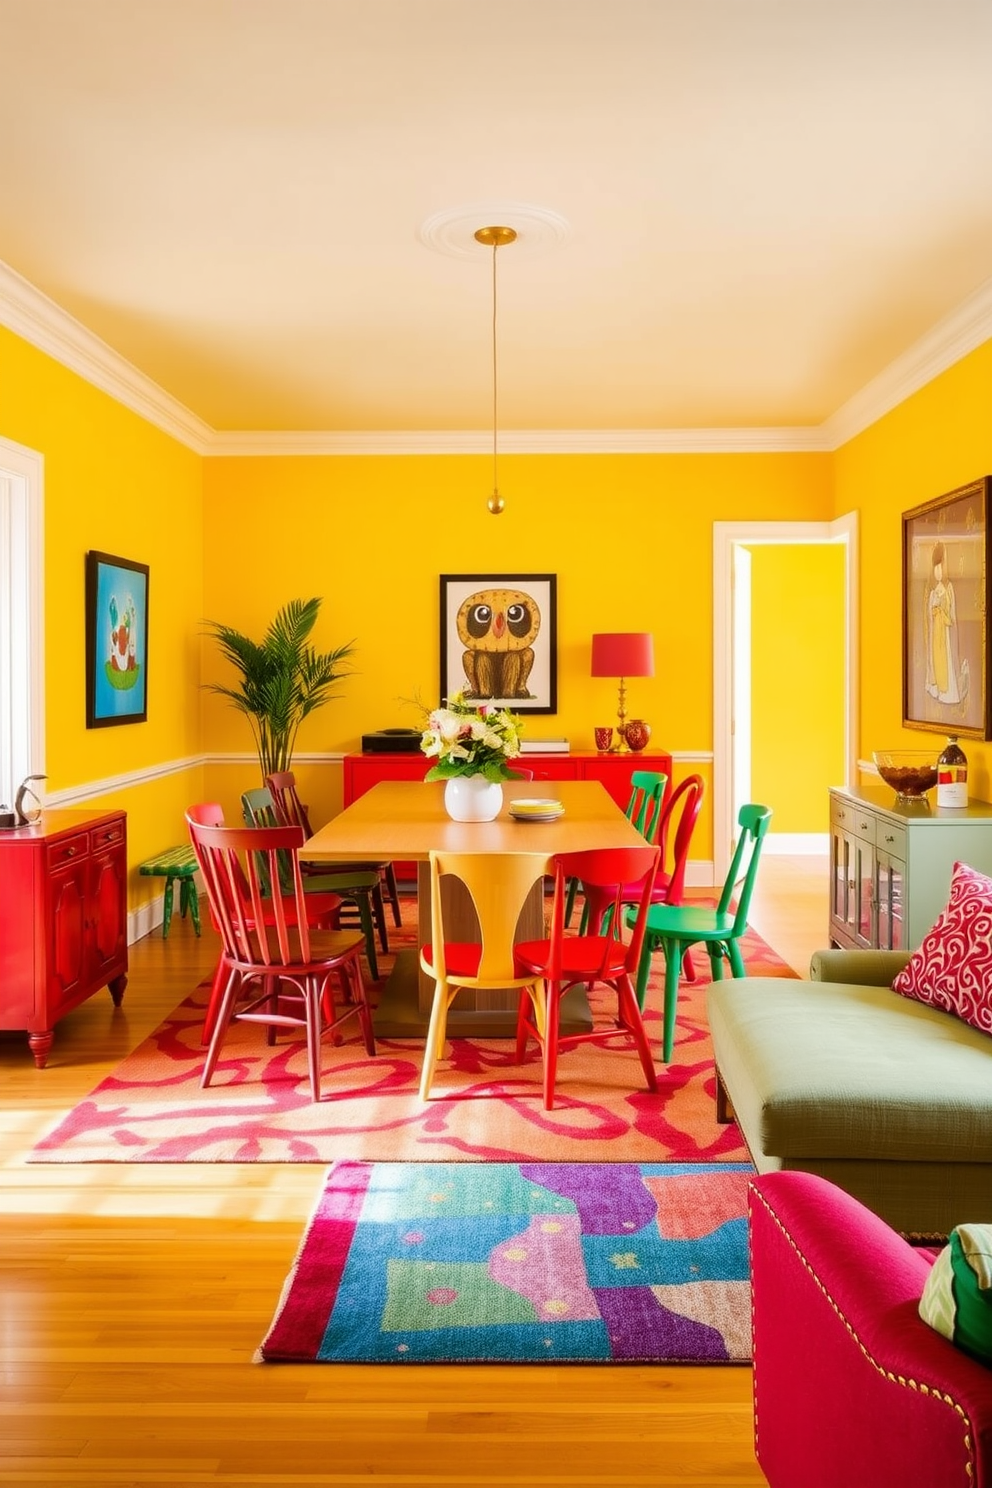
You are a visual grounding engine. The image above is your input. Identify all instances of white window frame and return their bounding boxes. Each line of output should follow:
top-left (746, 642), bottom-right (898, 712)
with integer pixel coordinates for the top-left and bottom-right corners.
top-left (0, 436), bottom-right (45, 809)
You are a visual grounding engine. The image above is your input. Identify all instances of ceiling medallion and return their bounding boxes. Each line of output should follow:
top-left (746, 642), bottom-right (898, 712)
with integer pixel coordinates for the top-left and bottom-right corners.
top-left (418, 202), bottom-right (570, 260)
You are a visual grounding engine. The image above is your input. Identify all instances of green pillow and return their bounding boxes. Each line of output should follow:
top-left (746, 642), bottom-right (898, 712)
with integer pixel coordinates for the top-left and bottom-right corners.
top-left (919, 1223), bottom-right (992, 1366)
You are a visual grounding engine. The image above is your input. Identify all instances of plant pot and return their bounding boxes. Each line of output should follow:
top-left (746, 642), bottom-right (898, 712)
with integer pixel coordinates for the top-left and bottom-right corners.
top-left (443, 775), bottom-right (504, 823)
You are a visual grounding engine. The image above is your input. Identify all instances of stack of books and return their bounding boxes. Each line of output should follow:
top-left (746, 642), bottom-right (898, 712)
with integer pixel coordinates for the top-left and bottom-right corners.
top-left (519, 738), bottom-right (570, 754)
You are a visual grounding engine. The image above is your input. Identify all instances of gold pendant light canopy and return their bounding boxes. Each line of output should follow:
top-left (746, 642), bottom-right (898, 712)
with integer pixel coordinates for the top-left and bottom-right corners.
top-left (475, 225), bottom-right (517, 514)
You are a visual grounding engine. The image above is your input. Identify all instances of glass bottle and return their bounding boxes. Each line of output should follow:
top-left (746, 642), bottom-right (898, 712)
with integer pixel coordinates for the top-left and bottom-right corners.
top-left (937, 735), bottom-right (968, 809)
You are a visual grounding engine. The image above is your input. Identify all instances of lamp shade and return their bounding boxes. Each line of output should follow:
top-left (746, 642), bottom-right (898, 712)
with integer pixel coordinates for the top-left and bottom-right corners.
top-left (590, 632), bottom-right (654, 678)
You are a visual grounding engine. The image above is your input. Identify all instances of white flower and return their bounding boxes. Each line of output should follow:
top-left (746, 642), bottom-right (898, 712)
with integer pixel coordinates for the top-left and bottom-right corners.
top-left (420, 691), bottom-right (523, 780)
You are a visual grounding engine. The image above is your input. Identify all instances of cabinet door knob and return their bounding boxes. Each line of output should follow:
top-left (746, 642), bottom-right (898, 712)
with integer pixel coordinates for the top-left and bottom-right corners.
top-left (65, 846), bottom-right (76, 856)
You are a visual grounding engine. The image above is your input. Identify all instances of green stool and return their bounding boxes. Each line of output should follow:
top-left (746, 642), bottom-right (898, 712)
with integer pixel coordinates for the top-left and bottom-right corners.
top-left (139, 844), bottom-right (202, 938)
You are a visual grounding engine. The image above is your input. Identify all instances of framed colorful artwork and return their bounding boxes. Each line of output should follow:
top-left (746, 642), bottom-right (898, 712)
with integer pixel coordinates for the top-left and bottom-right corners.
top-left (902, 476), bottom-right (992, 740)
top-left (439, 573), bottom-right (558, 713)
top-left (85, 550), bottom-right (149, 728)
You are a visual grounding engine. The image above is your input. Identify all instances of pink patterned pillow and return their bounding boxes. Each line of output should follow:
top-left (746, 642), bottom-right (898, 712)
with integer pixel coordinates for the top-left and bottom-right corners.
top-left (892, 861), bottom-right (992, 1035)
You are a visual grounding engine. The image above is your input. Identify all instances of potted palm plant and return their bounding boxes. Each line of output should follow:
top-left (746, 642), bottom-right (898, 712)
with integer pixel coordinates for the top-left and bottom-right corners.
top-left (204, 597), bottom-right (354, 781)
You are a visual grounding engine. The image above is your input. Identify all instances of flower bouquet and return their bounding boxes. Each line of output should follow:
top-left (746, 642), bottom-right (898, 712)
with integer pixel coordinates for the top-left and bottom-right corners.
top-left (421, 691), bottom-right (522, 781)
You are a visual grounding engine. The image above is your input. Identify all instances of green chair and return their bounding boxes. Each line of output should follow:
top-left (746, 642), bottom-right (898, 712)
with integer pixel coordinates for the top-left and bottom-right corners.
top-left (630, 802), bottom-right (773, 1062)
top-left (241, 787), bottom-right (385, 982)
top-left (565, 770), bottom-right (667, 930)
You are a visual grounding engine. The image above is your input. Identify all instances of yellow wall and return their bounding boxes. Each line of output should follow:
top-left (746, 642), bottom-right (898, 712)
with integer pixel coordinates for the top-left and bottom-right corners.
top-left (8, 309), bottom-right (992, 916)
top-left (748, 543), bottom-right (847, 832)
top-left (0, 327), bottom-right (206, 903)
top-left (202, 451), bottom-right (833, 847)
top-left (834, 339), bottom-right (992, 799)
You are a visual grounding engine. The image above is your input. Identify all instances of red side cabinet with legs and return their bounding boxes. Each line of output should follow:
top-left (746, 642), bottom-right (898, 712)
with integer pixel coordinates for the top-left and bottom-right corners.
top-left (0, 810), bottom-right (128, 1066)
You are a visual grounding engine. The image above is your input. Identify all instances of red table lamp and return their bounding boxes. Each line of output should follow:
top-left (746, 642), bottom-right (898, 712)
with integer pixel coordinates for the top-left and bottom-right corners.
top-left (591, 632), bottom-right (654, 753)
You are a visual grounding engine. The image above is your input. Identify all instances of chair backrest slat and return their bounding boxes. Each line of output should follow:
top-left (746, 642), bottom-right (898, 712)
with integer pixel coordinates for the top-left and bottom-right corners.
top-left (186, 810), bottom-right (312, 966)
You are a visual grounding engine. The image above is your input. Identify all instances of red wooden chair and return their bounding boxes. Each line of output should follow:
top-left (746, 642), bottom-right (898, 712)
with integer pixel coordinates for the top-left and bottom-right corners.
top-left (513, 844), bottom-right (660, 1110)
top-left (265, 769), bottom-right (402, 934)
top-left (187, 814), bottom-right (375, 1102)
top-left (655, 774), bottom-right (706, 911)
top-left (186, 803), bottom-right (342, 1051)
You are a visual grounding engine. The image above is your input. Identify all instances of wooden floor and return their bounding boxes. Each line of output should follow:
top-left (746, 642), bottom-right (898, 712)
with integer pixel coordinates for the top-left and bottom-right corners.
top-left (0, 857), bottom-right (828, 1487)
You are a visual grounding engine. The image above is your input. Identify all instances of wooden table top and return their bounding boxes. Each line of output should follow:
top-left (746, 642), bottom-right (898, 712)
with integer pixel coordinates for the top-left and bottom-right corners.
top-left (303, 779), bottom-right (645, 862)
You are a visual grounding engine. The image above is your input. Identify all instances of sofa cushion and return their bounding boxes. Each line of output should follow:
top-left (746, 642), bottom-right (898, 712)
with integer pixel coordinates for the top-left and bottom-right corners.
top-left (707, 976), bottom-right (992, 1163)
top-left (892, 860), bottom-right (992, 1037)
top-left (919, 1223), bottom-right (992, 1366)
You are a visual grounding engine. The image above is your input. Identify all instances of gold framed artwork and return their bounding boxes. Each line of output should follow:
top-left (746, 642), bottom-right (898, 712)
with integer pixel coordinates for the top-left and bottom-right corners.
top-left (902, 476), bottom-right (992, 740)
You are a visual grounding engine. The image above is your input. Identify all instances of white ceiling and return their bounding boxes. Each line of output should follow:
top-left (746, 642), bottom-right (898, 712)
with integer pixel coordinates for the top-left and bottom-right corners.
top-left (0, 0), bottom-right (990, 434)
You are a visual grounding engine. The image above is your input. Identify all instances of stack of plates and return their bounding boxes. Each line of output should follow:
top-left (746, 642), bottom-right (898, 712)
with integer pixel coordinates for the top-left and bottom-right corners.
top-left (508, 797), bottom-right (565, 823)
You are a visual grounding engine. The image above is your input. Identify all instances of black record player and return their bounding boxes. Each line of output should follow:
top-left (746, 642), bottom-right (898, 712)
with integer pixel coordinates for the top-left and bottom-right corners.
top-left (361, 728), bottom-right (423, 754)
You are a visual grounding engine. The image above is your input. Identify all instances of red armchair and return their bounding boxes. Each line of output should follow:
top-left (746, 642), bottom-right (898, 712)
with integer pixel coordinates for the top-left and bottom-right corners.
top-left (749, 1171), bottom-right (992, 1488)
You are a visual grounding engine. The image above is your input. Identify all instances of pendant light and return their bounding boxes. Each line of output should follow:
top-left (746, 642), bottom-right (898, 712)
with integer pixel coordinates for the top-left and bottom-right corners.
top-left (474, 225), bottom-right (516, 515)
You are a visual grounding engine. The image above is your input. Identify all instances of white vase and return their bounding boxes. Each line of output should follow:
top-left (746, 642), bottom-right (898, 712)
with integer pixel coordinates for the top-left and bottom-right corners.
top-left (444, 775), bottom-right (504, 823)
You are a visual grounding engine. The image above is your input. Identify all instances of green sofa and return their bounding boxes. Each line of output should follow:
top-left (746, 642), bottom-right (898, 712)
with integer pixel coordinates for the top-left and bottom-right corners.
top-left (707, 948), bottom-right (992, 1237)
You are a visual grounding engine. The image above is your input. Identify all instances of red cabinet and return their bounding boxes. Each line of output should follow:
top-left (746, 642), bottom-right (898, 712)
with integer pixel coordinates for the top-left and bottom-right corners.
top-left (0, 810), bottom-right (128, 1066)
top-left (342, 751), bottom-right (674, 880)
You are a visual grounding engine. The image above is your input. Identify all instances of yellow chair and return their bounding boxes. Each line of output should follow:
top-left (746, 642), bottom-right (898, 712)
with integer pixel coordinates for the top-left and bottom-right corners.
top-left (418, 849), bottom-right (550, 1101)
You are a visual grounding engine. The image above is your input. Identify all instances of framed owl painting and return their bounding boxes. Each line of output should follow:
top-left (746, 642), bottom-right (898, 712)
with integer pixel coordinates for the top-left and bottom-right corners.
top-left (439, 573), bottom-right (558, 713)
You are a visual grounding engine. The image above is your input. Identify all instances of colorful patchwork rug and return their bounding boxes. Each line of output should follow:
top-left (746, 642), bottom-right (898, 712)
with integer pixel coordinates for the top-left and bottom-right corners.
top-left (31, 916), bottom-right (794, 1165)
top-left (258, 1161), bottom-right (752, 1363)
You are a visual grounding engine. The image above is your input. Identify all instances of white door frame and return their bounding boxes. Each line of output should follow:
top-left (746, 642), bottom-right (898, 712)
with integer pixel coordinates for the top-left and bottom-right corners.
top-left (712, 513), bottom-right (859, 883)
top-left (0, 436), bottom-right (45, 808)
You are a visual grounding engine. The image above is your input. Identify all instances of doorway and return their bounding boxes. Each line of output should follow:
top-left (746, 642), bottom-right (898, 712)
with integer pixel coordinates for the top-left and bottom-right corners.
top-left (712, 515), bottom-right (859, 883)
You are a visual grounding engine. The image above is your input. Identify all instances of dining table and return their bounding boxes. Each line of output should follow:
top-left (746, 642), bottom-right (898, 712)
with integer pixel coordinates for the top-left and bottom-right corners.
top-left (302, 777), bottom-right (647, 1037)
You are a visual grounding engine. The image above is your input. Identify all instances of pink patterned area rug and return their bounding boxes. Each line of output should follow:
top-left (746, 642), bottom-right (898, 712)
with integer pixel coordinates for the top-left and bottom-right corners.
top-left (31, 916), bottom-right (795, 1165)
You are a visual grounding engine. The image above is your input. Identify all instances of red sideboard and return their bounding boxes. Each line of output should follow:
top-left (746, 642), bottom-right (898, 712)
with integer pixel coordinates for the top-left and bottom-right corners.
top-left (342, 750), bottom-right (674, 881)
top-left (0, 809), bottom-right (128, 1067)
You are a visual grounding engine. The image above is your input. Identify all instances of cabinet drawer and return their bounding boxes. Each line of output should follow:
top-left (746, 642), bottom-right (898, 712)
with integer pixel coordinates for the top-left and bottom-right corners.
top-left (89, 819), bottom-right (125, 851)
top-left (876, 820), bottom-right (906, 861)
top-left (831, 798), bottom-right (875, 844)
top-left (830, 798), bottom-right (856, 830)
top-left (46, 832), bottom-right (89, 869)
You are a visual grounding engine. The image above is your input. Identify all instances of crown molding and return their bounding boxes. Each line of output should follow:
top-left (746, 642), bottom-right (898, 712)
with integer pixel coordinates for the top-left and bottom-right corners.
top-left (207, 426), bottom-right (830, 456)
top-left (2, 253), bottom-right (989, 458)
top-left (822, 273), bottom-right (992, 450)
top-left (0, 260), bottom-right (214, 454)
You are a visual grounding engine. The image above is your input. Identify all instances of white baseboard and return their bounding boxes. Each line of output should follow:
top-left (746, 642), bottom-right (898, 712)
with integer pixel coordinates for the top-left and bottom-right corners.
top-left (762, 833), bottom-right (829, 856)
top-left (129, 895), bottom-right (163, 944)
